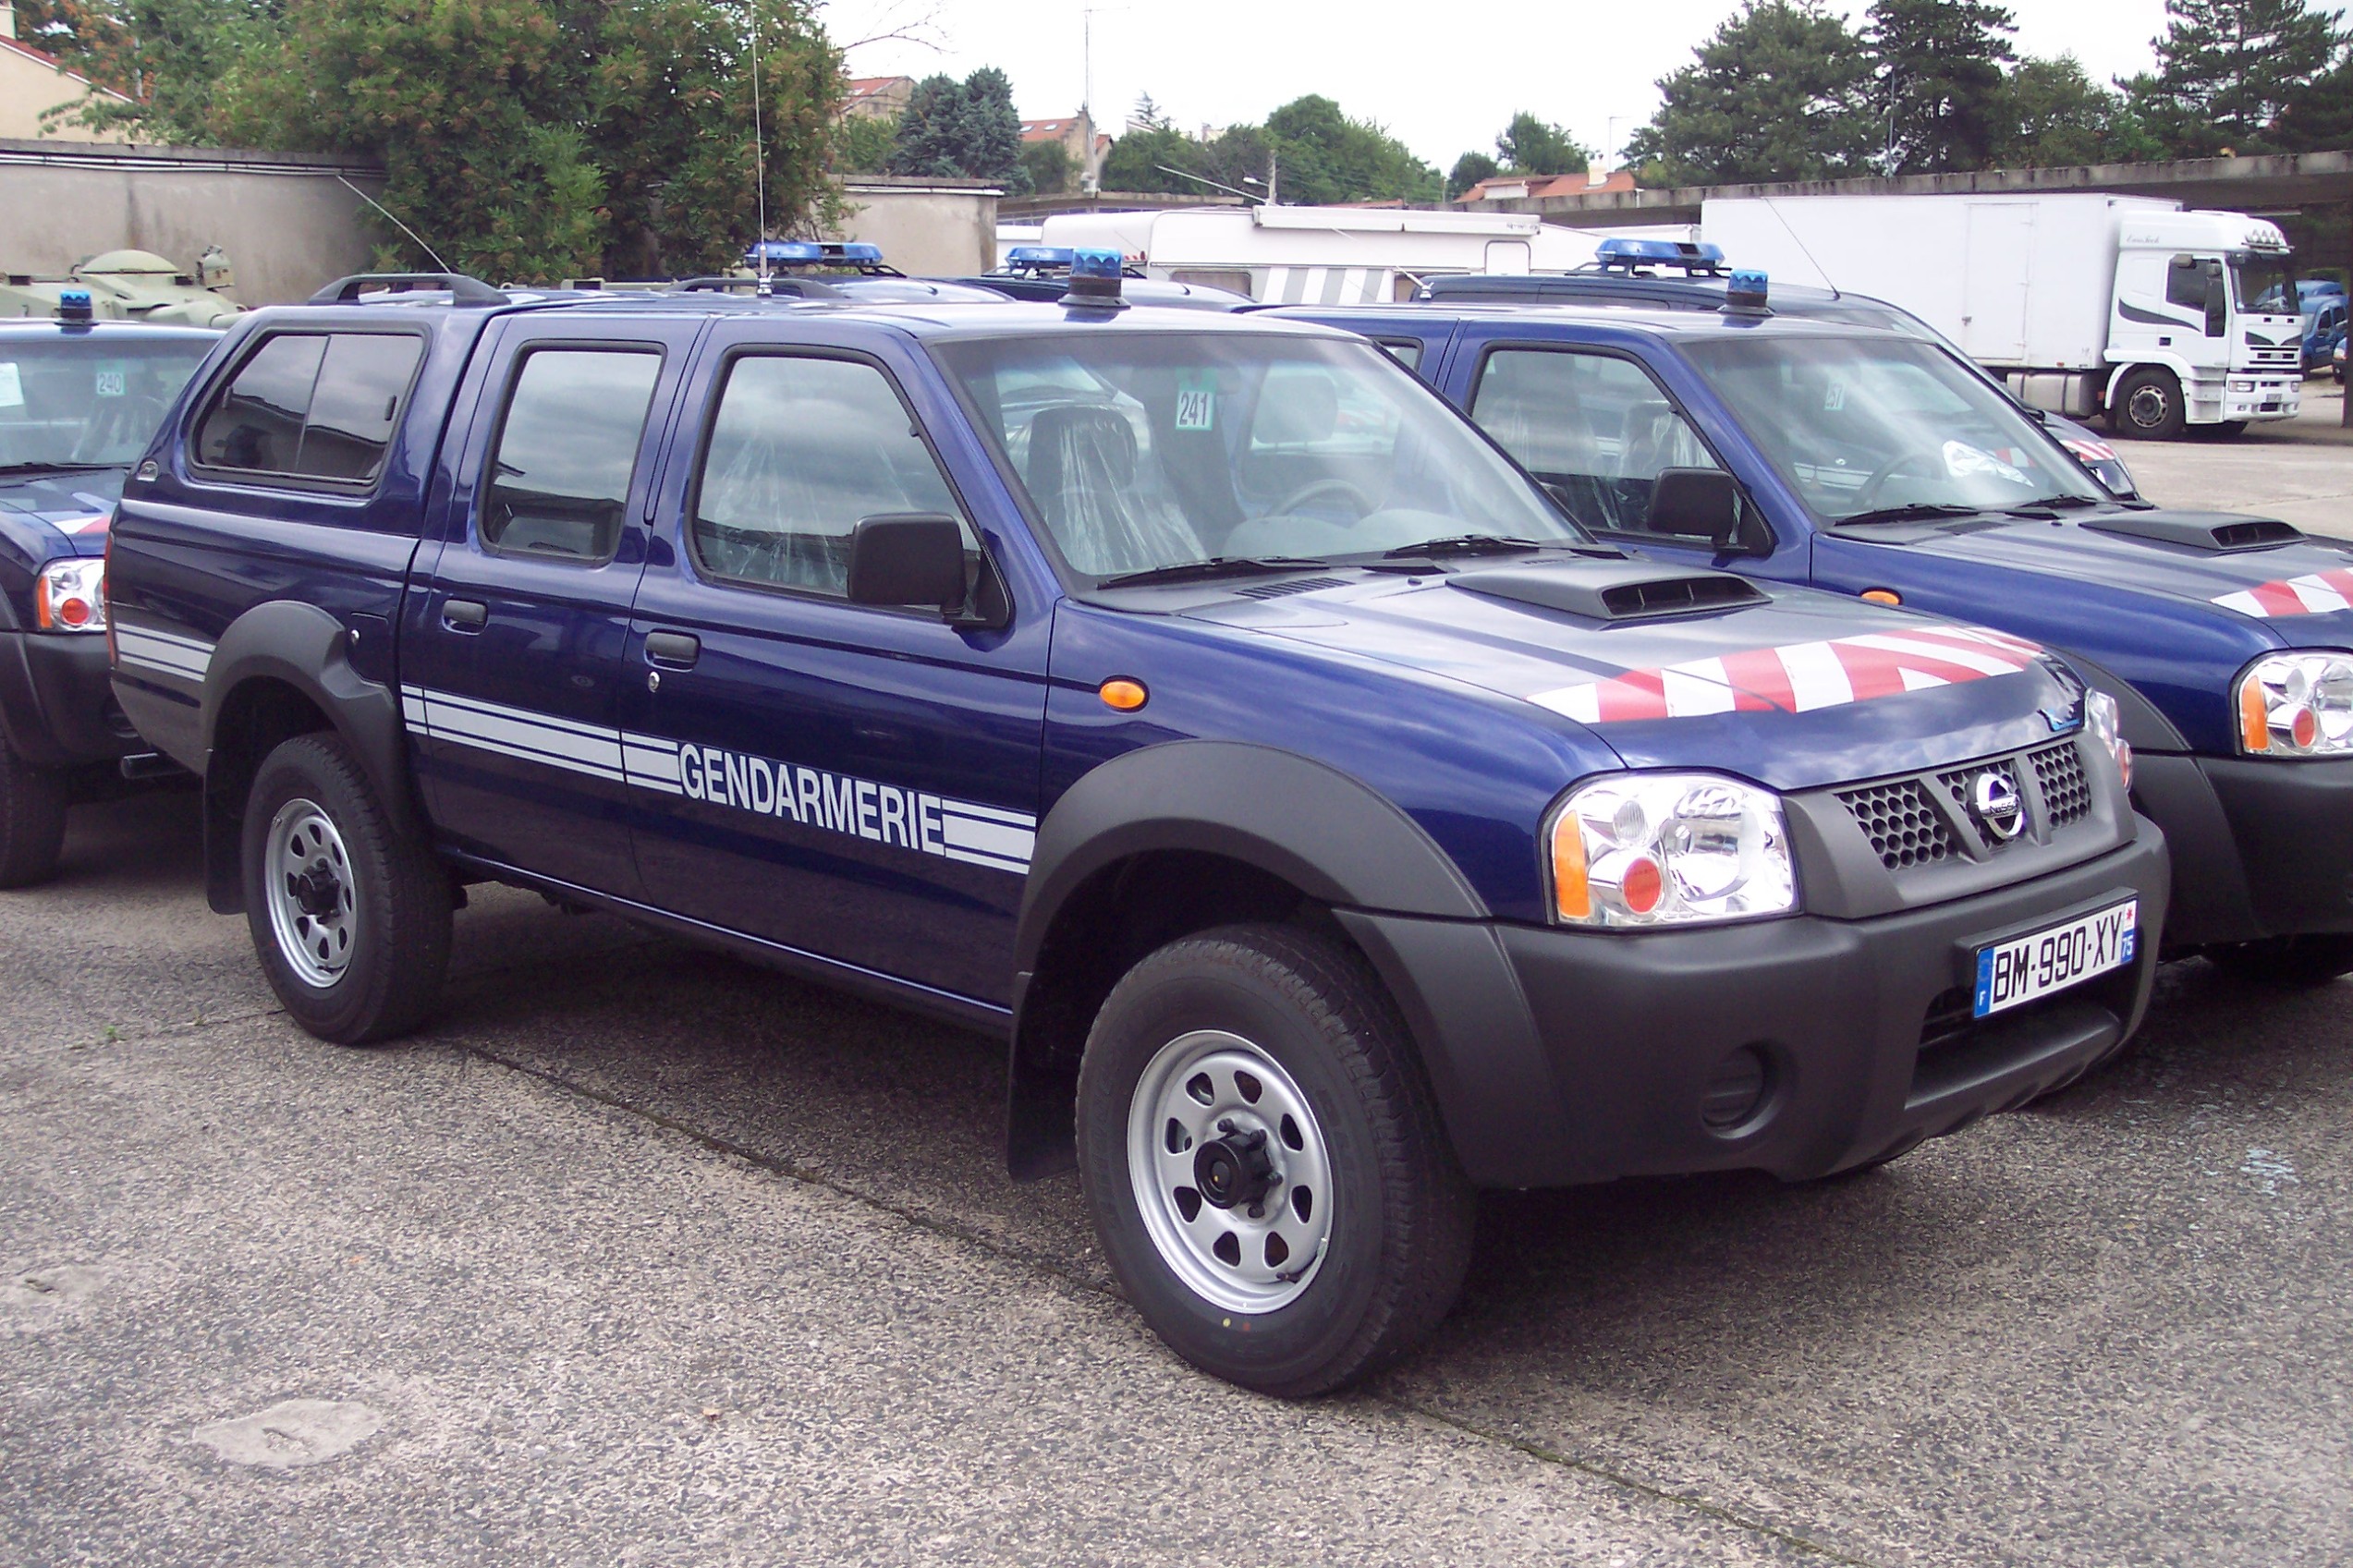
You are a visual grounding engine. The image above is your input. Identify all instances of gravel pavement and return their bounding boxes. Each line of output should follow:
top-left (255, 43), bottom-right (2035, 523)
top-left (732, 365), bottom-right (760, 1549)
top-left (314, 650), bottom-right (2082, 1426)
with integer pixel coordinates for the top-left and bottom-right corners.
top-left (5, 769), bottom-right (2349, 1564)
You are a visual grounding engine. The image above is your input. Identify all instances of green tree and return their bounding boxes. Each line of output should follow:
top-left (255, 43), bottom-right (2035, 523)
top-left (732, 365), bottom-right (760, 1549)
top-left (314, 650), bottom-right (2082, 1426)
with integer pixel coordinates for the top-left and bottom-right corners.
top-left (1987, 55), bottom-right (2161, 167)
top-left (207, 0), bottom-right (840, 284)
top-left (1262, 94), bottom-right (1437, 204)
top-left (1495, 112), bottom-right (1590, 175)
top-left (2119, 0), bottom-right (2347, 157)
top-left (41, 0), bottom-right (286, 143)
top-left (890, 74), bottom-right (968, 177)
top-left (1624, 0), bottom-right (1881, 186)
top-left (833, 112), bottom-right (898, 174)
top-left (1446, 150), bottom-right (1499, 197)
top-left (1869, 0), bottom-right (2017, 172)
top-left (2276, 48), bottom-right (2353, 150)
top-left (887, 67), bottom-right (1027, 188)
top-left (1020, 138), bottom-right (1075, 194)
top-left (953, 66), bottom-right (1029, 191)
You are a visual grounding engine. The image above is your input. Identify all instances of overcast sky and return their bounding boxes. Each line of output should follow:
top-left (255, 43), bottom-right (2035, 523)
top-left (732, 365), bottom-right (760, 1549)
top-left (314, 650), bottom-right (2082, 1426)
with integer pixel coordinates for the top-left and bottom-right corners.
top-left (817, 0), bottom-right (2337, 173)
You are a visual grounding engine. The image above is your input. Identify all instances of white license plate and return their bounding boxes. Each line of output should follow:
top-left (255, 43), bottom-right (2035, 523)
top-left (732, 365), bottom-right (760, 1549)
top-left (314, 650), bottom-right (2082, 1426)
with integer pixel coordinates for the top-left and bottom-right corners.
top-left (1973, 900), bottom-right (2138, 1017)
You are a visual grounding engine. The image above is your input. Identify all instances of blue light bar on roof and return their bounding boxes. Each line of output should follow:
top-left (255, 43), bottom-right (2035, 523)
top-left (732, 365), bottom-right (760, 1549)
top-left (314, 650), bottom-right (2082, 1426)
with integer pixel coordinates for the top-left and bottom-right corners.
top-left (746, 239), bottom-right (823, 266)
top-left (1595, 237), bottom-right (1726, 272)
top-left (1060, 247), bottom-right (1128, 310)
top-left (835, 242), bottom-right (884, 263)
top-left (1006, 246), bottom-right (1076, 271)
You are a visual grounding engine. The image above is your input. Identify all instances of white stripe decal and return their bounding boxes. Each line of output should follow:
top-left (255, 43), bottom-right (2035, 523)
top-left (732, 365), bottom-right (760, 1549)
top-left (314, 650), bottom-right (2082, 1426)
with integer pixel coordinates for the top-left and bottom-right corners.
top-left (2287, 575), bottom-right (2353, 614)
top-left (114, 625), bottom-right (213, 682)
top-left (403, 686), bottom-right (1033, 874)
top-left (1776, 640), bottom-right (1856, 711)
top-left (1658, 662), bottom-right (1737, 716)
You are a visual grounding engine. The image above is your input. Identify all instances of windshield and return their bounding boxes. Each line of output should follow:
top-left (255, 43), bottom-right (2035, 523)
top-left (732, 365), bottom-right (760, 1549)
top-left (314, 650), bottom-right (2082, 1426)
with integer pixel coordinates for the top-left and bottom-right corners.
top-left (934, 333), bottom-right (1584, 579)
top-left (1684, 335), bottom-right (2107, 523)
top-left (2233, 254), bottom-right (2298, 316)
top-left (0, 337), bottom-right (213, 470)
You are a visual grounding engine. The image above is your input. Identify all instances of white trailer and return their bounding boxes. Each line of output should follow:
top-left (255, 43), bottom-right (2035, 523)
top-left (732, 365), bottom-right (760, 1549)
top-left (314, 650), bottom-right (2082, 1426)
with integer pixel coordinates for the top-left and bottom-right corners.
top-left (1033, 205), bottom-right (1599, 305)
top-left (1702, 193), bottom-right (2304, 437)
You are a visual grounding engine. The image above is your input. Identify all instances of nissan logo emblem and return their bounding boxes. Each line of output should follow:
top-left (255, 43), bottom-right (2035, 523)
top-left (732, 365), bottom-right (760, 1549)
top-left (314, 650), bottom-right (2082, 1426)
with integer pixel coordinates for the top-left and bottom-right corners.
top-left (1971, 771), bottom-right (2027, 843)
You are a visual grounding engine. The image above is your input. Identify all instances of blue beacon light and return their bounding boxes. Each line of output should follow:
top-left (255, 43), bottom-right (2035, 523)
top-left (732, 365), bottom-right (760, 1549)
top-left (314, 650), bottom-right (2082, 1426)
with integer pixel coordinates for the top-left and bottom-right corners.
top-left (1060, 247), bottom-right (1128, 310)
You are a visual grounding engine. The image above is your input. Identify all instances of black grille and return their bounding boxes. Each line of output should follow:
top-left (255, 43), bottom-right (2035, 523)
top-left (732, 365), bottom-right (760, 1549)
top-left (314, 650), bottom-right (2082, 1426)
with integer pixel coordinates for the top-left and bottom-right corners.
top-left (1234, 576), bottom-right (1348, 600)
top-left (2029, 741), bottom-right (2091, 826)
top-left (1837, 779), bottom-right (1957, 869)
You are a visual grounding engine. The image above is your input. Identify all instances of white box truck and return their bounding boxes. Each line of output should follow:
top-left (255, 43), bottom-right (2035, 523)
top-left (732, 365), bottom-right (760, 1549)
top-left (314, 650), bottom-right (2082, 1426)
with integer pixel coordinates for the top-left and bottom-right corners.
top-left (1034, 205), bottom-right (1599, 306)
top-left (1702, 193), bottom-right (2304, 438)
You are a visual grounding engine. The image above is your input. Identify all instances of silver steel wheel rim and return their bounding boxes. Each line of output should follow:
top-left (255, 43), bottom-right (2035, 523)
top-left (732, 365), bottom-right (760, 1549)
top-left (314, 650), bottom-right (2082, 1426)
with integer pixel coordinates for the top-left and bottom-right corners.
top-left (1126, 1028), bottom-right (1335, 1314)
top-left (264, 798), bottom-right (359, 989)
top-left (2127, 384), bottom-right (2169, 428)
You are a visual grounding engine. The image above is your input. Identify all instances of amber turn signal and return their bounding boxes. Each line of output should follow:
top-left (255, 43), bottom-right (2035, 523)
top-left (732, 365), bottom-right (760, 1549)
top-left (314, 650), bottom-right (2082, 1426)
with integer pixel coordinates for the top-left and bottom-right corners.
top-left (1859, 588), bottom-right (1901, 606)
top-left (1099, 677), bottom-right (1148, 711)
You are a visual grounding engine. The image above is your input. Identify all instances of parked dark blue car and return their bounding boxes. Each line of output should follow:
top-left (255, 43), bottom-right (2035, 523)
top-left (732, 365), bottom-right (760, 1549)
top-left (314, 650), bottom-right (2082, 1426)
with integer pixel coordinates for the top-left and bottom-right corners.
top-left (104, 266), bottom-right (2162, 1393)
top-left (1288, 296), bottom-right (2353, 978)
top-left (0, 314), bottom-right (216, 884)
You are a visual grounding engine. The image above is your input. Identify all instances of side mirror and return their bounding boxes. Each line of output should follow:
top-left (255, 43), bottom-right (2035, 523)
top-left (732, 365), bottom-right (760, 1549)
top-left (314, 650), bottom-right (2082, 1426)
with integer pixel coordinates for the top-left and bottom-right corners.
top-left (846, 514), bottom-right (968, 613)
top-left (1645, 468), bottom-right (1743, 548)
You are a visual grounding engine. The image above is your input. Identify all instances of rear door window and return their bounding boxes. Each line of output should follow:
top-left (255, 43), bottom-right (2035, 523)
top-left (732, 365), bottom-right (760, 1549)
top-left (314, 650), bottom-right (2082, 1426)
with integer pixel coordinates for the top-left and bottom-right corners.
top-left (193, 330), bottom-right (423, 484)
top-left (479, 347), bottom-right (663, 565)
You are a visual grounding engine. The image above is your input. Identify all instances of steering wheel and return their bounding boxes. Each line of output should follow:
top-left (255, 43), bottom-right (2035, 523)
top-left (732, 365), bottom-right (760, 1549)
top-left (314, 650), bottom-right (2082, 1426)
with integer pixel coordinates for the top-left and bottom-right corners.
top-left (1271, 477), bottom-right (1376, 519)
top-left (1848, 445), bottom-right (1946, 511)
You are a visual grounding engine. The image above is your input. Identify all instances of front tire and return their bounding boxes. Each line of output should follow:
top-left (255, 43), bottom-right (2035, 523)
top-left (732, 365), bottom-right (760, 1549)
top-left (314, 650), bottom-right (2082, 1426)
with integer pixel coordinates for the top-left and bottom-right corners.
top-left (1077, 923), bottom-right (1473, 1397)
top-left (241, 733), bottom-right (451, 1043)
top-left (2110, 367), bottom-right (2187, 440)
top-left (0, 737), bottom-right (69, 889)
top-left (2207, 933), bottom-right (2353, 987)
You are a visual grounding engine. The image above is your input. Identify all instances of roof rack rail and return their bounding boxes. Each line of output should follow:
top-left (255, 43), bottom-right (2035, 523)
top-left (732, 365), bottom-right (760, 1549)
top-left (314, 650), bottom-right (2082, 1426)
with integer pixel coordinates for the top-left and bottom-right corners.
top-left (308, 273), bottom-right (511, 307)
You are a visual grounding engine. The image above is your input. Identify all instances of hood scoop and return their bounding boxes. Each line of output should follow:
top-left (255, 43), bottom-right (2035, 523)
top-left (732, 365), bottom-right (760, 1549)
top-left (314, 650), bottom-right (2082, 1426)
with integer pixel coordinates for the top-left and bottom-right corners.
top-left (2080, 510), bottom-right (2304, 553)
top-left (1451, 559), bottom-right (1769, 622)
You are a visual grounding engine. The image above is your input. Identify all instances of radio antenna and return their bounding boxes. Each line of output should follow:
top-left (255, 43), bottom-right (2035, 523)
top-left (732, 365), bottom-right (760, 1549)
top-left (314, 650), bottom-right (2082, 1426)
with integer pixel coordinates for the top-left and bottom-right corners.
top-left (1758, 194), bottom-right (1837, 298)
top-left (336, 175), bottom-right (452, 274)
top-left (750, 0), bottom-right (769, 287)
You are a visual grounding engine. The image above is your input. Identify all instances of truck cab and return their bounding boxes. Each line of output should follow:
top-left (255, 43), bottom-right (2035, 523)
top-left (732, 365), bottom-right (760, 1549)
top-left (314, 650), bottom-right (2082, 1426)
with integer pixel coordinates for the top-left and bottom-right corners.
top-left (2106, 211), bottom-right (2303, 435)
top-left (1287, 297), bottom-right (2353, 979)
top-left (106, 266), bottom-right (2164, 1396)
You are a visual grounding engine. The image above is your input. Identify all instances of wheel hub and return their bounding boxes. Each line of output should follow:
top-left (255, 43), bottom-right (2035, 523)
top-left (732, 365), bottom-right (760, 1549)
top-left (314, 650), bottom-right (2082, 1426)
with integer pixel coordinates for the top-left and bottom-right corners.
top-left (288, 864), bottom-right (343, 918)
top-left (1194, 1124), bottom-right (1276, 1211)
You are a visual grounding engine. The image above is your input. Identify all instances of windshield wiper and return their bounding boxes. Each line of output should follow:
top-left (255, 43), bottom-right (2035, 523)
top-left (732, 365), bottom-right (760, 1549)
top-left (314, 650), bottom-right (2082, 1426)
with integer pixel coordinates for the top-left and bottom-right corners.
top-left (2005, 494), bottom-right (2104, 513)
top-left (1835, 503), bottom-right (1985, 527)
top-left (1095, 555), bottom-right (1330, 590)
top-left (0, 460), bottom-right (120, 480)
top-left (1380, 534), bottom-right (1547, 560)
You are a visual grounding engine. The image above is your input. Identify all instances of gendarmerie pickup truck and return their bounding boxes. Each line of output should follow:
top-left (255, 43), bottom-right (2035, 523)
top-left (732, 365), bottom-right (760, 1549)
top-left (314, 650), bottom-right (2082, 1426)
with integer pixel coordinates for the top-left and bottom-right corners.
top-left (106, 260), bottom-right (2164, 1394)
top-left (0, 311), bottom-right (217, 884)
top-left (1292, 293), bottom-right (2353, 983)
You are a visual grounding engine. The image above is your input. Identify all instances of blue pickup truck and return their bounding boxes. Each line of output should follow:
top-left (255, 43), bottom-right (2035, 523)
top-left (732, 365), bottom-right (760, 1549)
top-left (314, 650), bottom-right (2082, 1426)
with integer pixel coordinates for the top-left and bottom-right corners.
top-left (1287, 295), bottom-right (2353, 979)
top-left (105, 265), bottom-right (2162, 1393)
top-left (0, 312), bottom-right (216, 883)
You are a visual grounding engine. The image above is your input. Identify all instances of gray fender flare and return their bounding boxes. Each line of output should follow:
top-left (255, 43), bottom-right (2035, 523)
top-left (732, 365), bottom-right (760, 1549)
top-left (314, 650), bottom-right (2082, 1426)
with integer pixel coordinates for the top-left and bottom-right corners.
top-left (197, 600), bottom-right (421, 911)
top-left (1006, 740), bottom-right (1534, 1179)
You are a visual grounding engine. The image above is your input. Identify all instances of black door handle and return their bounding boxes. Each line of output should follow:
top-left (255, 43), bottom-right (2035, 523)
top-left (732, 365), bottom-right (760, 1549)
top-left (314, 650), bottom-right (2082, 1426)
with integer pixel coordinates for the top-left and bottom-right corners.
top-left (441, 599), bottom-right (487, 632)
top-left (644, 631), bottom-right (701, 669)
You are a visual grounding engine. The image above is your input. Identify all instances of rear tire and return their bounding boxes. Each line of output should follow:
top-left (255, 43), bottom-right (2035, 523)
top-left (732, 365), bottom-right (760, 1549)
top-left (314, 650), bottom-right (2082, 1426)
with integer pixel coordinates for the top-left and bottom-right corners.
top-left (1077, 923), bottom-right (1474, 1397)
top-left (2110, 367), bottom-right (2187, 440)
top-left (241, 732), bottom-right (450, 1043)
top-left (0, 737), bottom-right (69, 890)
top-left (2206, 934), bottom-right (2353, 987)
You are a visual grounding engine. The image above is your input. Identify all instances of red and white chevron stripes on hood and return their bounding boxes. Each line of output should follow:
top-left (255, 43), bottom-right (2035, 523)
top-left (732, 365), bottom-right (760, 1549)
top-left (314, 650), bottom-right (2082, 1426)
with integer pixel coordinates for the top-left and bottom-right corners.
top-left (2212, 568), bottom-right (2353, 620)
top-left (1530, 625), bottom-right (2045, 725)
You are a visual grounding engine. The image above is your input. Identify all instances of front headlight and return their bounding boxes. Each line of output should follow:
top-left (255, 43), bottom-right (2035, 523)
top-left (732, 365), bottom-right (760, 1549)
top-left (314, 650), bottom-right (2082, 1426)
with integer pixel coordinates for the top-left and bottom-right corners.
top-left (34, 557), bottom-right (107, 633)
top-left (1547, 772), bottom-right (1796, 927)
top-left (2236, 651), bottom-right (2353, 756)
top-left (2084, 688), bottom-right (2132, 788)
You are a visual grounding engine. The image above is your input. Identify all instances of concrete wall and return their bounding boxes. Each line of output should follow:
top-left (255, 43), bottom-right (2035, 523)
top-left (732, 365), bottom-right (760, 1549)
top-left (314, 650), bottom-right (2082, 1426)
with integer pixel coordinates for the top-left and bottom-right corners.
top-left (830, 178), bottom-right (1000, 274)
top-left (0, 140), bottom-right (384, 303)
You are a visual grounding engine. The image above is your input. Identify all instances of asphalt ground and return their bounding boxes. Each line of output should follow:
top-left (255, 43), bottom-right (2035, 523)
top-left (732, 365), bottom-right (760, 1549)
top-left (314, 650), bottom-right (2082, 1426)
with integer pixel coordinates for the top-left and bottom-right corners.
top-left (6, 766), bottom-right (2351, 1565)
top-left (2121, 378), bottom-right (2353, 537)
